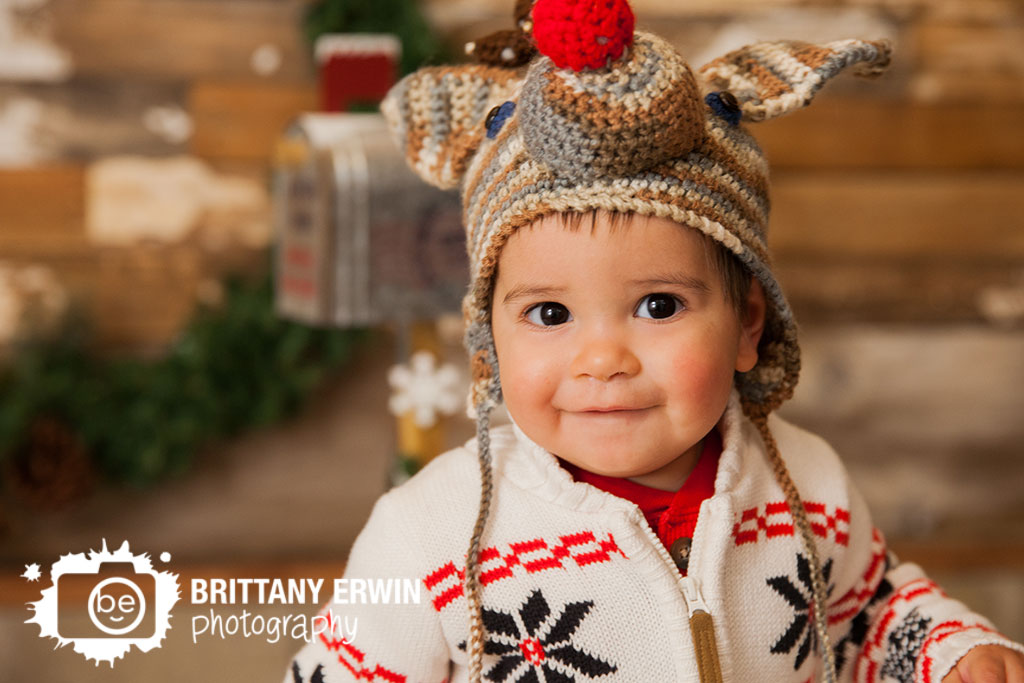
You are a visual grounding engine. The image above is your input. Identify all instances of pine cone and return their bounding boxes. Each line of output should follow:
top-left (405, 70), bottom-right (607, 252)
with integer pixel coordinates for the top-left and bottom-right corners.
top-left (7, 416), bottom-right (94, 511)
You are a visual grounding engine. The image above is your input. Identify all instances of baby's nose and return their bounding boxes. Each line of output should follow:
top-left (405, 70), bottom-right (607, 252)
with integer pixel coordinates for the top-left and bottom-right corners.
top-left (570, 335), bottom-right (641, 382)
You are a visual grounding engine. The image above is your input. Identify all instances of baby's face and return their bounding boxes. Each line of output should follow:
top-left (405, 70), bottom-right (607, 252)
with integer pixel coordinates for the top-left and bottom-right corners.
top-left (491, 212), bottom-right (764, 490)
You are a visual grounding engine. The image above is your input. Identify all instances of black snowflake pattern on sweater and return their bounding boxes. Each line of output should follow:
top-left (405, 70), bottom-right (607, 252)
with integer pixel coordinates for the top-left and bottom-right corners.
top-left (291, 661), bottom-right (325, 683)
top-left (457, 589), bottom-right (617, 682)
top-left (767, 553), bottom-right (836, 671)
top-left (880, 608), bottom-right (932, 683)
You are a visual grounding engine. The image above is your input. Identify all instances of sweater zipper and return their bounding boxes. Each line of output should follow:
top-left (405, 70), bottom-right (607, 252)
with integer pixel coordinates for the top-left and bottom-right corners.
top-left (637, 512), bottom-right (724, 683)
top-left (680, 575), bottom-right (724, 683)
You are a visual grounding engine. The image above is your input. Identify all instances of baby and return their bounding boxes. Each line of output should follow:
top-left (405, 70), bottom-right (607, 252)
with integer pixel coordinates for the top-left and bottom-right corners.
top-left (286, 1), bottom-right (1024, 681)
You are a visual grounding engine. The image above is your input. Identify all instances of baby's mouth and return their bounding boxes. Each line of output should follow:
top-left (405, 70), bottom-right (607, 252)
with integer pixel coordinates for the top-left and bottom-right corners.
top-left (576, 406), bottom-right (652, 414)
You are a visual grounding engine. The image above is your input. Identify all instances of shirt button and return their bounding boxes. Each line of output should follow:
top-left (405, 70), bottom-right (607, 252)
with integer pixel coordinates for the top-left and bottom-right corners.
top-left (670, 537), bottom-right (692, 573)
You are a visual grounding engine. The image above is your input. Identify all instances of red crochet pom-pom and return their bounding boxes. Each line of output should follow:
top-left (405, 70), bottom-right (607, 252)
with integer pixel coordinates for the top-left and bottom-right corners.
top-left (532, 0), bottom-right (635, 72)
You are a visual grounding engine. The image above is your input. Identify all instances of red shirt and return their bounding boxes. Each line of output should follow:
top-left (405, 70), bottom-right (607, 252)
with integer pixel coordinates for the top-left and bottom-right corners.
top-left (557, 429), bottom-right (722, 574)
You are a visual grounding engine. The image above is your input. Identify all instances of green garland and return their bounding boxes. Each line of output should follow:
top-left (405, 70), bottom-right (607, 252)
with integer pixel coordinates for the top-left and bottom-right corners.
top-left (0, 263), bottom-right (370, 487)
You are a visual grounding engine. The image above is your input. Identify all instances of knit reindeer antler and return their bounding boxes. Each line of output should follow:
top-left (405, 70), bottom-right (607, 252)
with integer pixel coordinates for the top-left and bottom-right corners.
top-left (700, 39), bottom-right (892, 122)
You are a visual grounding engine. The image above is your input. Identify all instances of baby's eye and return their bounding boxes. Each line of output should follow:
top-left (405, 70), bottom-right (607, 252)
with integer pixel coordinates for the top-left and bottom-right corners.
top-left (636, 293), bottom-right (684, 320)
top-left (525, 302), bottom-right (572, 326)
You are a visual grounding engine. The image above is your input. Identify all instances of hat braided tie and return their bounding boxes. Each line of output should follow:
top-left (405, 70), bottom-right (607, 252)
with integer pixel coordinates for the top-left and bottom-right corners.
top-left (465, 406), bottom-right (495, 682)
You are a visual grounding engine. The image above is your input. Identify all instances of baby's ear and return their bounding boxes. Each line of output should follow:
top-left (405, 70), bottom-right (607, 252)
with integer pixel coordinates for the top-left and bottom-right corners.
top-left (381, 65), bottom-right (524, 190)
top-left (699, 39), bottom-right (892, 123)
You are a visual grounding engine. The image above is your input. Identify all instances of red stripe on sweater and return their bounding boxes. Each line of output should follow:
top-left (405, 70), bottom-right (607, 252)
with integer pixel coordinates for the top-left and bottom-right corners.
top-left (423, 529), bottom-right (628, 611)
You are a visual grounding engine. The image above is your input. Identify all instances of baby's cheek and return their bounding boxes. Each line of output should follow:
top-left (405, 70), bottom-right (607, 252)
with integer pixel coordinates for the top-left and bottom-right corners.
top-left (501, 347), bottom-right (556, 406)
top-left (669, 348), bottom-right (732, 395)
top-left (523, 363), bottom-right (562, 409)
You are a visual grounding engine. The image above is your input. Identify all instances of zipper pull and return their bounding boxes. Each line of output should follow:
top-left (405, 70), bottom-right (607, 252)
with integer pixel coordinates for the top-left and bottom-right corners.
top-left (680, 576), bottom-right (710, 617)
top-left (680, 577), bottom-right (723, 683)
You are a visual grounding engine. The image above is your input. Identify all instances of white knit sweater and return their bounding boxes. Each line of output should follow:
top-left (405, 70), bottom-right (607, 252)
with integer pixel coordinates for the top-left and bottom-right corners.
top-left (286, 394), bottom-right (1023, 683)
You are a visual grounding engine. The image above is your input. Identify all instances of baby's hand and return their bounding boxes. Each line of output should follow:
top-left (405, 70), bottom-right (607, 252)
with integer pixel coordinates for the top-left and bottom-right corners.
top-left (942, 645), bottom-right (1024, 683)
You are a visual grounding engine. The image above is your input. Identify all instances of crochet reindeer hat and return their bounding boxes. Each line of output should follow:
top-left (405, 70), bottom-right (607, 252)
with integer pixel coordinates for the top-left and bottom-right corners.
top-left (382, 1), bottom-right (890, 680)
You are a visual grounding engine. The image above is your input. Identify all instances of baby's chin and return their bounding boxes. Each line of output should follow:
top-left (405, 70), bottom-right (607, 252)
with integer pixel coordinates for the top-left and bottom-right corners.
top-left (514, 415), bottom-right (694, 475)
top-left (554, 449), bottom-right (675, 479)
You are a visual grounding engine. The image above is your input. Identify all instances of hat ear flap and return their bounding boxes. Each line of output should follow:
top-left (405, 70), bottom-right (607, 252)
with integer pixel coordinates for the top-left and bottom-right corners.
top-left (699, 39), bottom-right (892, 123)
top-left (381, 65), bottom-right (524, 190)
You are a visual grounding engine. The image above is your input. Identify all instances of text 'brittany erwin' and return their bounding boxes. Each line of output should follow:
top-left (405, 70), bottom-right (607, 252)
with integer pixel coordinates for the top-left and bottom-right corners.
top-left (190, 578), bottom-right (422, 606)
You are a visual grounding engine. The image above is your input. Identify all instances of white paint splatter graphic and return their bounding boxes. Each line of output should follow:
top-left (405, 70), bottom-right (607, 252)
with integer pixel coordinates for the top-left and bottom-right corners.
top-left (22, 563), bottom-right (41, 582)
top-left (25, 540), bottom-right (180, 666)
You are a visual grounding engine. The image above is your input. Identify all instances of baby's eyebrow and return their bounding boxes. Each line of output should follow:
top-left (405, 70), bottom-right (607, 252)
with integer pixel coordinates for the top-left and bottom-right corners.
top-left (629, 273), bottom-right (711, 293)
top-left (502, 284), bottom-right (566, 305)
top-left (501, 274), bottom-right (709, 305)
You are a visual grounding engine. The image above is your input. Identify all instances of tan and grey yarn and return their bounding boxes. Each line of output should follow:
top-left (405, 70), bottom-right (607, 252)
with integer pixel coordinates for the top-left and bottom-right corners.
top-left (381, 7), bottom-right (891, 681)
top-left (519, 32), bottom-right (706, 181)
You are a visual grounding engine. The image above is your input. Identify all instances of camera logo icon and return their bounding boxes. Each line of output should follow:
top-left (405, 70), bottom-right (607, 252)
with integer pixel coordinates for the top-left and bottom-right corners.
top-left (26, 540), bottom-right (179, 666)
top-left (56, 562), bottom-right (155, 639)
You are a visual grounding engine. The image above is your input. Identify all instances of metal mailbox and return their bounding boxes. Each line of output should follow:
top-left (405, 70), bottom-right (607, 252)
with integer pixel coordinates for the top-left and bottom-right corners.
top-left (273, 113), bottom-right (467, 328)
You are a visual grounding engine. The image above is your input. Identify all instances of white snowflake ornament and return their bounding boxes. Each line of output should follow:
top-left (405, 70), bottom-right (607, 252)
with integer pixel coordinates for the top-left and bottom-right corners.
top-left (388, 350), bottom-right (462, 429)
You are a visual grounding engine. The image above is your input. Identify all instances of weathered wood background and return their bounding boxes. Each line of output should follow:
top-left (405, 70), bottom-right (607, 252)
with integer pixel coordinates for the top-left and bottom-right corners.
top-left (0, 0), bottom-right (1022, 679)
